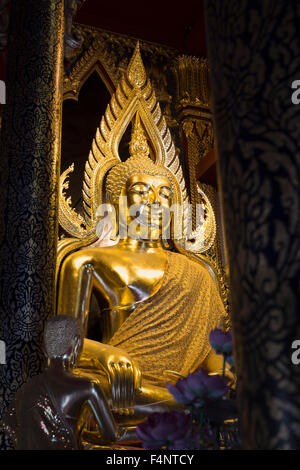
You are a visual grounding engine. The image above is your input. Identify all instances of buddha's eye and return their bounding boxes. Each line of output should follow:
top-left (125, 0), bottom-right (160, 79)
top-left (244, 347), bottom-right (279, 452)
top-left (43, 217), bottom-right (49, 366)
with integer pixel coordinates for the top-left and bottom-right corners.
top-left (159, 188), bottom-right (173, 200)
top-left (130, 184), bottom-right (149, 196)
top-left (132, 189), bottom-right (148, 197)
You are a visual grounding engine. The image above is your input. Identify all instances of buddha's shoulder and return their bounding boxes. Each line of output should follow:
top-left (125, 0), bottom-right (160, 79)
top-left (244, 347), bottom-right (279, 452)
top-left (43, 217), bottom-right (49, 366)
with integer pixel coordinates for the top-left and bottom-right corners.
top-left (65, 245), bottom-right (123, 264)
top-left (65, 245), bottom-right (164, 268)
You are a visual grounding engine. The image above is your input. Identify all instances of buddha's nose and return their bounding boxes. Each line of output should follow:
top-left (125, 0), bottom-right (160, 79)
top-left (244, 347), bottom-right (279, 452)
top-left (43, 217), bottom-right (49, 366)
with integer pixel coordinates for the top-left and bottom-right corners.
top-left (147, 189), bottom-right (159, 205)
top-left (152, 188), bottom-right (162, 205)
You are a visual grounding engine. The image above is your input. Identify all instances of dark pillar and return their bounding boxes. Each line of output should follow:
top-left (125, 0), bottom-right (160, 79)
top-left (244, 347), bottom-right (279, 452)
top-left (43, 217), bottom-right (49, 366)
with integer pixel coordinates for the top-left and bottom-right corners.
top-left (204, 1), bottom-right (300, 449)
top-left (0, 0), bottom-right (64, 444)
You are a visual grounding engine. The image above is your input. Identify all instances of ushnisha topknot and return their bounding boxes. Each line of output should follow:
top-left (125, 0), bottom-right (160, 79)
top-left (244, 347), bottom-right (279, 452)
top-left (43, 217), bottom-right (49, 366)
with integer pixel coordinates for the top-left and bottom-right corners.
top-left (105, 156), bottom-right (175, 205)
top-left (44, 315), bottom-right (83, 359)
top-left (106, 112), bottom-right (175, 204)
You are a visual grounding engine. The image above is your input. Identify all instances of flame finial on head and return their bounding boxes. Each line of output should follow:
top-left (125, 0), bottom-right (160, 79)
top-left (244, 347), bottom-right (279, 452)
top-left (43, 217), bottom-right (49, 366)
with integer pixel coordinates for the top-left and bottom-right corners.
top-left (129, 112), bottom-right (150, 159)
top-left (127, 41), bottom-right (147, 88)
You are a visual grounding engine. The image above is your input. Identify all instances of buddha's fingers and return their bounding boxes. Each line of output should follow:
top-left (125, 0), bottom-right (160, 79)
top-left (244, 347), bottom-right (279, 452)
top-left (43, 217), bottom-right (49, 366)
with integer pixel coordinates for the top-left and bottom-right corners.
top-left (125, 363), bottom-right (135, 414)
top-left (117, 362), bottom-right (128, 413)
top-left (107, 363), bottom-right (118, 410)
top-left (134, 365), bottom-right (142, 391)
top-left (112, 363), bottom-right (121, 412)
top-left (130, 364), bottom-right (137, 414)
top-left (115, 363), bottom-right (124, 412)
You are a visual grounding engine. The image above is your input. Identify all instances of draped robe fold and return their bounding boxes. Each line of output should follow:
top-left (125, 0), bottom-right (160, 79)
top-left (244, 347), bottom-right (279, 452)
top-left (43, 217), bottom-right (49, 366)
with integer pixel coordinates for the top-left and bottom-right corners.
top-left (108, 251), bottom-right (225, 387)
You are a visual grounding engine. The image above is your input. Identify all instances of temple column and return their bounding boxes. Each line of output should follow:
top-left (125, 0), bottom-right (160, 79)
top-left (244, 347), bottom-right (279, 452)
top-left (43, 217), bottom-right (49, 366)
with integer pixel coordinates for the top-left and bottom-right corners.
top-left (205, 0), bottom-right (300, 449)
top-left (174, 55), bottom-right (213, 227)
top-left (0, 0), bottom-right (64, 440)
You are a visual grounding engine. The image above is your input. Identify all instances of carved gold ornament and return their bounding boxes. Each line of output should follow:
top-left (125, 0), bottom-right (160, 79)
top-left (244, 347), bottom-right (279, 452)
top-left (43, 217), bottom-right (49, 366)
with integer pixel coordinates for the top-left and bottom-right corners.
top-left (59, 43), bottom-right (216, 252)
top-left (184, 184), bottom-right (216, 253)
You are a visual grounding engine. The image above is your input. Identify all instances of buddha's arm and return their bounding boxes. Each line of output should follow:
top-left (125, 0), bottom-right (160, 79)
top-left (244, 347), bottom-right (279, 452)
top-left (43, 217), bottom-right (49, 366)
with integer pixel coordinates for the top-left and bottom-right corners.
top-left (57, 252), bottom-right (95, 335)
top-left (57, 252), bottom-right (142, 413)
top-left (57, 251), bottom-right (119, 332)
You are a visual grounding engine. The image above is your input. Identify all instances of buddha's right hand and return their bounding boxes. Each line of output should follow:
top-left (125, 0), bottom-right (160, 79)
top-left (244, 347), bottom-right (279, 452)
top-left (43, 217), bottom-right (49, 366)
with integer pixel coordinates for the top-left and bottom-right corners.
top-left (80, 338), bottom-right (142, 415)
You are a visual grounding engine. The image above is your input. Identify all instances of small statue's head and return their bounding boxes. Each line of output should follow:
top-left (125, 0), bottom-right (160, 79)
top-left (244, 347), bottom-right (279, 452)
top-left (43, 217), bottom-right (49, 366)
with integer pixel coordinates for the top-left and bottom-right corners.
top-left (44, 316), bottom-right (83, 367)
top-left (105, 156), bottom-right (174, 240)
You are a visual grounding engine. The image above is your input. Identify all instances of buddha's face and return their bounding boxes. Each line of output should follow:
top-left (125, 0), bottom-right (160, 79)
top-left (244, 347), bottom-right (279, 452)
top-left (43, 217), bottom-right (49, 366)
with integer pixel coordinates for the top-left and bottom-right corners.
top-left (120, 173), bottom-right (173, 239)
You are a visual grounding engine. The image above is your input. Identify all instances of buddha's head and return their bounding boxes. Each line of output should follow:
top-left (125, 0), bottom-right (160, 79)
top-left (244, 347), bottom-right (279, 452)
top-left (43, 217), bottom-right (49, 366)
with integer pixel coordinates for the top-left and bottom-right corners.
top-left (106, 156), bottom-right (174, 241)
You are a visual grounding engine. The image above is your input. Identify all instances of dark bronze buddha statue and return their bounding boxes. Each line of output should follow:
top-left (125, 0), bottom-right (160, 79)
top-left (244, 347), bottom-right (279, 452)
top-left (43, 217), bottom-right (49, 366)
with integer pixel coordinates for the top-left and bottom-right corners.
top-left (1, 315), bottom-right (124, 449)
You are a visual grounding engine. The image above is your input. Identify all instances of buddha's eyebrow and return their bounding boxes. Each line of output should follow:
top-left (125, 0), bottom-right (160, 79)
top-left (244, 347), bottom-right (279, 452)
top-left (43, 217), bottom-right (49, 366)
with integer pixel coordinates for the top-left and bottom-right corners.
top-left (129, 182), bottom-right (150, 190)
top-left (160, 185), bottom-right (173, 194)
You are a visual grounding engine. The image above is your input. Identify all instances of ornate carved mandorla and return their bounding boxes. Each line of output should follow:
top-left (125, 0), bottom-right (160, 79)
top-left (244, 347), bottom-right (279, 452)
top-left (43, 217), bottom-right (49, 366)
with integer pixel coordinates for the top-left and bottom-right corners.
top-left (59, 42), bottom-right (216, 255)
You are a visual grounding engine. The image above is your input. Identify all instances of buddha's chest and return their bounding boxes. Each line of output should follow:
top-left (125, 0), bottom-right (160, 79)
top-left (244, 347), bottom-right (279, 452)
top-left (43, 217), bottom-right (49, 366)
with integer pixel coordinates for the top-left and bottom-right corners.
top-left (99, 253), bottom-right (167, 307)
top-left (93, 253), bottom-right (168, 342)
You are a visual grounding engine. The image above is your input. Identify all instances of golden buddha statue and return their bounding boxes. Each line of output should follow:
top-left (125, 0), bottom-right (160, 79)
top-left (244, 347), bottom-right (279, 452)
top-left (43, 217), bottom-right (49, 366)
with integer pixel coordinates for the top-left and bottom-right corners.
top-left (56, 44), bottom-right (232, 439)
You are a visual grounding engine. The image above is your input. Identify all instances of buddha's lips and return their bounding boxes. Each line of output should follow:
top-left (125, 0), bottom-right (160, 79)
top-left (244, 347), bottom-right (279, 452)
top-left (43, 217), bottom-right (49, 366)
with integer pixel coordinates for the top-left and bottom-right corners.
top-left (138, 206), bottom-right (164, 225)
top-left (140, 205), bottom-right (165, 218)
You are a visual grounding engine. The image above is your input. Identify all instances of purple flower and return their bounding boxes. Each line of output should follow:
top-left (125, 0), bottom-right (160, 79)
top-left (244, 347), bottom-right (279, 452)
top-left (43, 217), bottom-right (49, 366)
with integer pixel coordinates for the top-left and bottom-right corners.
top-left (209, 328), bottom-right (233, 356)
top-left (136, 411), bottom-right (194, 450)
top-left (201, 425), bottom-right (218, 450)
top-left (167, 368), bottom-right (229, 409)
